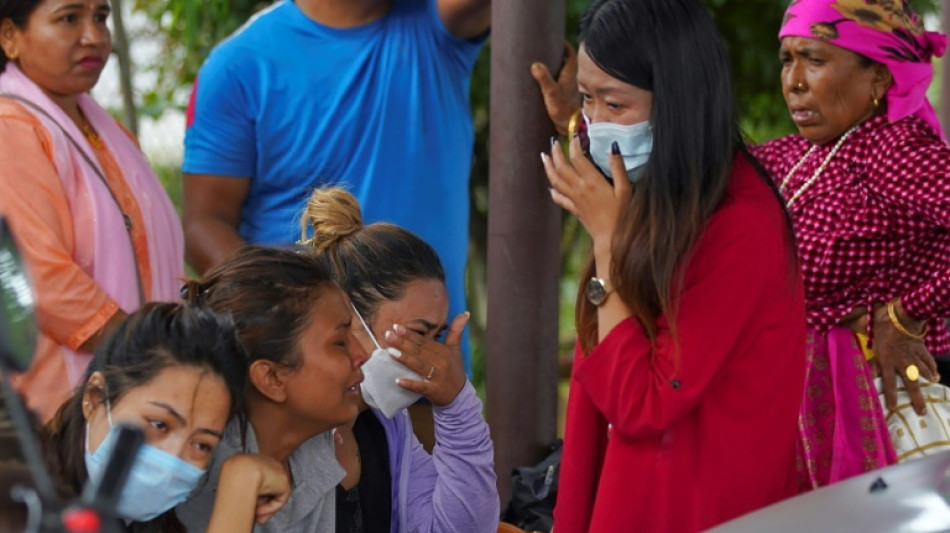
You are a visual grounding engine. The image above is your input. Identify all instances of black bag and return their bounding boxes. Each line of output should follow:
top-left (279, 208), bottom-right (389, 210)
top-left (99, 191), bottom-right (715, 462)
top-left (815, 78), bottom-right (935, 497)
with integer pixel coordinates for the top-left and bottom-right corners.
top-left (501, 440), bottom-right (562, 532)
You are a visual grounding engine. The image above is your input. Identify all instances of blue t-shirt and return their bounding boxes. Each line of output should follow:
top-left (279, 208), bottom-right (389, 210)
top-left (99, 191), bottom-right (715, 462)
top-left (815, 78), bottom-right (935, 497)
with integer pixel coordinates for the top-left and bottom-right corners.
top-left (185, 0), bottom-right (483, 362)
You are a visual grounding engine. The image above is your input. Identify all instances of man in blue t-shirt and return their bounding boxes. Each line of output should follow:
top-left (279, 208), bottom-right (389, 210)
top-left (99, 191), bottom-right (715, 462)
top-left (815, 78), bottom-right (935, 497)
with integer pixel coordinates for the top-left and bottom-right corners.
top-left (183, 0), bottom-right (489, 371)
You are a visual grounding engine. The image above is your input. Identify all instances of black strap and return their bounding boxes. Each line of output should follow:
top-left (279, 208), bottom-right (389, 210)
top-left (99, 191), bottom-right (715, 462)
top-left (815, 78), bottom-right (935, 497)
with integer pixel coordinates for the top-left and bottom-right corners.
top-left (0, 94), bottom-right (145, 305)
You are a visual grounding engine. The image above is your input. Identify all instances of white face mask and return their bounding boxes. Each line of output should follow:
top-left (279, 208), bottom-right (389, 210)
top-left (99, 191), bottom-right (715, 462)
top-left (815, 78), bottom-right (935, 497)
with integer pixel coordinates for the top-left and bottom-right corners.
top-left (351, 304), bottom-right (423, 418)
top-left (585, 113), bottom-right (653, 182)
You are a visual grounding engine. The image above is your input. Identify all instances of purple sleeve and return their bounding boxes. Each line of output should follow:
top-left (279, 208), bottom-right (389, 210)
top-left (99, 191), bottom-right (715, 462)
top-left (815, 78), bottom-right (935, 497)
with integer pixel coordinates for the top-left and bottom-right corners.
top-left (403, 382), bottom-right (499, 533)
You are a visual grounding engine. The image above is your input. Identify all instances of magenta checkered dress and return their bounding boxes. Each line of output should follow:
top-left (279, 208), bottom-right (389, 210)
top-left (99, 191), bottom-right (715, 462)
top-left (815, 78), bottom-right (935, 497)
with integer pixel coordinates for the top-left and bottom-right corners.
top-left (753, 114), bottom-right (950, 490)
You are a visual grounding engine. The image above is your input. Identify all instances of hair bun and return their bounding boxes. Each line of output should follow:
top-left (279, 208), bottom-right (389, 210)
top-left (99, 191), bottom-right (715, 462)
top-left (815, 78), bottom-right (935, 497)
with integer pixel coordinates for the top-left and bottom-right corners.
top-left (301, 187), bottom-right (364, 253)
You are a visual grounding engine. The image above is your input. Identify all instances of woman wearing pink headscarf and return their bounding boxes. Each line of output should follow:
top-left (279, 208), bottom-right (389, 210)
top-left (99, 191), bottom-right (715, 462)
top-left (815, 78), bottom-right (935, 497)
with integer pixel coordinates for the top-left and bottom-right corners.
top-left (753, 0), bottom-right (950, 491)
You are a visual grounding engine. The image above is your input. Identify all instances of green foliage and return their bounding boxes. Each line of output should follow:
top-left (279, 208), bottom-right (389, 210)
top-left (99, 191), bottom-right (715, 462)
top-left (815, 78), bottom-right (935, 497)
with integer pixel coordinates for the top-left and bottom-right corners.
top-left (153, 163), bottom-right (182, 215)
top-left (133, 0), bottom-right (272, 116)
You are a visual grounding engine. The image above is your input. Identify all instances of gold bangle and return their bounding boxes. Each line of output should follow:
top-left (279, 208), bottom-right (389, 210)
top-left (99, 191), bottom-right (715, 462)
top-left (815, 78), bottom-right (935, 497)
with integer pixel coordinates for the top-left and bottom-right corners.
top-left (566, 108), bottom-right (582, 139)
top-left (886, 300), bottom-right (927, 340)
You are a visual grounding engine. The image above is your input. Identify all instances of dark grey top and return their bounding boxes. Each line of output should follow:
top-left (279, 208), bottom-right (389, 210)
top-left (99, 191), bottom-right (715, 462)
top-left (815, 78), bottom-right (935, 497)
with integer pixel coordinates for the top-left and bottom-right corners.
top-left (176, 418), bottom-right (344, 533)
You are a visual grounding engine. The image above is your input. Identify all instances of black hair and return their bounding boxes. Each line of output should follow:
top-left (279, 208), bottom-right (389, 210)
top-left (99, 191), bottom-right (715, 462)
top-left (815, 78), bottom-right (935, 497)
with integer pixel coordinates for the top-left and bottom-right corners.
top-left (302, 187), bottom-right (445, 324)
top-left (182, 245), bottom-right (338, 371)
top-left (0, 0), bottom-right (44, 73)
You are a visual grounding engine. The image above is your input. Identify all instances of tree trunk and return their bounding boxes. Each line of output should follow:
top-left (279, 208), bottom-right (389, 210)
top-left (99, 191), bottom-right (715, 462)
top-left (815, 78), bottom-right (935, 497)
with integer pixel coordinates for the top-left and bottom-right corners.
top-left (111, 0), bottom-right (139, 137)
top-left (487, 0), bottom-right (565, 506)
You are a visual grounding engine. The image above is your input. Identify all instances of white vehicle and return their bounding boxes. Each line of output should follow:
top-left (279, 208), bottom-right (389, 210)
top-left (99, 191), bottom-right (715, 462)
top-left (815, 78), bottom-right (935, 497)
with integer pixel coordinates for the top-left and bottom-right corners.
top-left (709, 451), bottom-right (950, 533)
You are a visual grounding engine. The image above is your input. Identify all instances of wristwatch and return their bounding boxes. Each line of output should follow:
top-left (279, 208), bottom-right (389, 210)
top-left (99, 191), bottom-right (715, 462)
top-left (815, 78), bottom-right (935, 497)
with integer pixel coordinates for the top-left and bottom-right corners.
top-left (586, 277), bottom-right (613, 307)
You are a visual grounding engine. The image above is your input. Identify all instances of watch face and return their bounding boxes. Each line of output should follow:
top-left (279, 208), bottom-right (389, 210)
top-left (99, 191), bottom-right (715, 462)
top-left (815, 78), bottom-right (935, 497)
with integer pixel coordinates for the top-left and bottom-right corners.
top-left (587, 278), bottom-right (607, 306)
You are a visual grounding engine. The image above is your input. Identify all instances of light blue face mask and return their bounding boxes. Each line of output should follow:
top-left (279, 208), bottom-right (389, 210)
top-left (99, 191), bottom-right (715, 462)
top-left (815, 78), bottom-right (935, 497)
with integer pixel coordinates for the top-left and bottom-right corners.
top-left (84, 399), bottom-right (206, 522)
top-left (585, 113), bottom-right (653, 182)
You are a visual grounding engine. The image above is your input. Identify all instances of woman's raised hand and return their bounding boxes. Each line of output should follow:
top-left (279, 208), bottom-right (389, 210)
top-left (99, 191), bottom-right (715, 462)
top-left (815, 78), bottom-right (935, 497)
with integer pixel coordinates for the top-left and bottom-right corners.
top-left (541, 136), bottom-right (632, 255)
top-left (384, 312), bottom-right (470, 407)
top-left (530, 42), bottom-right (580, 136)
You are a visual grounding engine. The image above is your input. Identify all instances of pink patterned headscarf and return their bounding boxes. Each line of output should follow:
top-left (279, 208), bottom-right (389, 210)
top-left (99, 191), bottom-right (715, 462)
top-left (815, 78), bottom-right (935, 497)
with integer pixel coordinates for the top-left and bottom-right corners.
top-left (779, 0), bottom-right (947, 138)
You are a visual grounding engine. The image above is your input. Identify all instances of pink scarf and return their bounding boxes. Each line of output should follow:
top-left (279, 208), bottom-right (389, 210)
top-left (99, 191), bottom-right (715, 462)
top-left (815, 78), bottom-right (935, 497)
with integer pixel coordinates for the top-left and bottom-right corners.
top-left (0, 64), bottom-right (184, 382)
top-left (796, 327), bottom-right (897, 491)
top-left (779, 0), bottom-right (947, 140)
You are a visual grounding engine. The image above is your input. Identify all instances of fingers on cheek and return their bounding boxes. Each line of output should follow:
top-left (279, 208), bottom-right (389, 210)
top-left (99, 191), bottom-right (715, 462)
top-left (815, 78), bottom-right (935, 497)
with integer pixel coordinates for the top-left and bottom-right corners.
top-left (384, 329), bottom-right (398, 345)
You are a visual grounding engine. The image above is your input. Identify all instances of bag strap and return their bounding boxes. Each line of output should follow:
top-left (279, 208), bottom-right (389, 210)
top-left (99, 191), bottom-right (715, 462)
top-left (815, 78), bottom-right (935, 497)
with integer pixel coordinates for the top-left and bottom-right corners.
top-left (0, 94), bottom-right (146, 306)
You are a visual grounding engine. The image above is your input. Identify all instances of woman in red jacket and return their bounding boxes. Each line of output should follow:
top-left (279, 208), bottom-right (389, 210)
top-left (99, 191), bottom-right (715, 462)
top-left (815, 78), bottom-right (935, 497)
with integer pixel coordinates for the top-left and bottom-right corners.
top-left (539, 0), bottom-right (807, 531)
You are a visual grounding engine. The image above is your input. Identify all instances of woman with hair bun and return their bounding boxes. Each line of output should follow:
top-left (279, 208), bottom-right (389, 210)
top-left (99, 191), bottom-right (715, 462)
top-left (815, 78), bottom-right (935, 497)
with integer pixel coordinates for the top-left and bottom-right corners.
top-left (300, 186), bottom-right (498, 533)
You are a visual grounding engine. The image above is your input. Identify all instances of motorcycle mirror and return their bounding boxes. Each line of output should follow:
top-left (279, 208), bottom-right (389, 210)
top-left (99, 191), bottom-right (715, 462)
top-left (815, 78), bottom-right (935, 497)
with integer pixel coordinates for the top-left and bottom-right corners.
top-left (0, 216), bottom-right (37, 373)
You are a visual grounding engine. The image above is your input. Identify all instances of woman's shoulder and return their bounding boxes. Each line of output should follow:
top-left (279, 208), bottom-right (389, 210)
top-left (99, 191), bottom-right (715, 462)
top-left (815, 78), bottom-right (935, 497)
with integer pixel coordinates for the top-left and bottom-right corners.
top-left (866, 115), bottom-right (947, 155)
top-left (748, 134), bottom-right (810, 180)
top-left (757, 132), bottom-right (809, 151)
top-left (724, 151), bottom-right (783, 209)
top-left (859, 115), bottom-right (950, 182)
top-left (751, 133), bottom-right (809, 158)
top-left (709, 153), bottom-right (790, 243)
top-left (0, 100), bottom-right (54, 159)
top-left (0, 98), bottom-right (35, 118)
top-left (0, 99), bottom-right (50, 135)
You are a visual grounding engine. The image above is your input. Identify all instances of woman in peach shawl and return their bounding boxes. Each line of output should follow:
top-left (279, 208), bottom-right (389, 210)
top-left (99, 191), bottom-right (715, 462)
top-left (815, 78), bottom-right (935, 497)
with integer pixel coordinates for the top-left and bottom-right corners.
top-left (0, 0), bottom-right (183, 419)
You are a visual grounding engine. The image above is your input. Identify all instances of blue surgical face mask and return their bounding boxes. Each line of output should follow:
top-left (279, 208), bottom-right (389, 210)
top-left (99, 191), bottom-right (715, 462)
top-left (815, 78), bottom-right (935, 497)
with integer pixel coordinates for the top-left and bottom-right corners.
top-left (84, 399), bottom-right (206, 522)
top-left (585, 113), bottom-right (653, 182)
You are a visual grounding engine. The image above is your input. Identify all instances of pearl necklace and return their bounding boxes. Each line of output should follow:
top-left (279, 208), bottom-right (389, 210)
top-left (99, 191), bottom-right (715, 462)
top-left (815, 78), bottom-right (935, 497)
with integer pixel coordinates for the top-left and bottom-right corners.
top-left (779, 125), bottom-right (859, 208)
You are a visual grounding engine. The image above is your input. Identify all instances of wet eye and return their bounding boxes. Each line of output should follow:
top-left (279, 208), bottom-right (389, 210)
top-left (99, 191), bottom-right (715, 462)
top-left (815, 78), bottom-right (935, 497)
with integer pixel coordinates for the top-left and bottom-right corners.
top-left (148, 419), bottom-right (169, 433)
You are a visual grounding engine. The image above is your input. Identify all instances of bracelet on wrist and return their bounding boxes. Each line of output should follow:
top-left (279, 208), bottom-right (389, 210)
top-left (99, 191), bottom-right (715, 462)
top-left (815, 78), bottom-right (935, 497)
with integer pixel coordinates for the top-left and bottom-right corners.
top-left (886, 300), bottom-right (927, 340)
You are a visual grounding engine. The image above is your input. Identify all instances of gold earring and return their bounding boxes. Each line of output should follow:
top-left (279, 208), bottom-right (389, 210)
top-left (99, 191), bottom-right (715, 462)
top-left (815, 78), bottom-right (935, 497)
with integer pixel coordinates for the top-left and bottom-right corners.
top-left (796, 82), bottom-right (805, 90)
top-left (873, 96), bottom-right (880, 108)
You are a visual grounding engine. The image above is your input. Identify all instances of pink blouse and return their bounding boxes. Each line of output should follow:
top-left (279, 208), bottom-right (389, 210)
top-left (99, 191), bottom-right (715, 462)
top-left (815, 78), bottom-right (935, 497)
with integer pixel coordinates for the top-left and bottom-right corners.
top-left (753, 115), bottom-right (950, 355)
